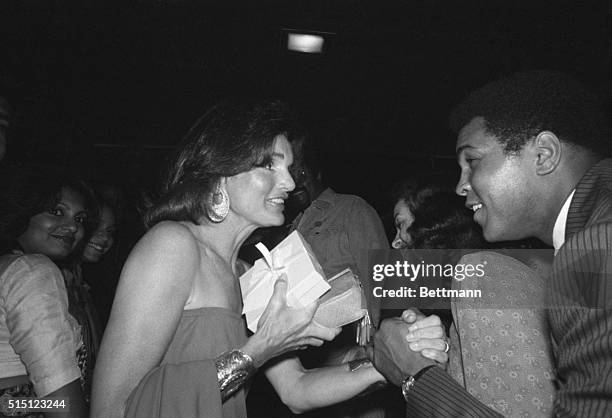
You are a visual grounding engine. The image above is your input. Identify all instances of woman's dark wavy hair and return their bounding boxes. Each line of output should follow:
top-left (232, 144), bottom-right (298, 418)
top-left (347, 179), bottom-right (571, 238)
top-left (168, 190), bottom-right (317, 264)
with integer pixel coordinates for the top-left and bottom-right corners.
top-left (406, 186), bottom-right (485, 250)
top-left (0, 170), bottom-right (100, 255)
top-left (143, 99), bottom-right (306, 229)
top-left (391, 178), bottom-right (418, 214)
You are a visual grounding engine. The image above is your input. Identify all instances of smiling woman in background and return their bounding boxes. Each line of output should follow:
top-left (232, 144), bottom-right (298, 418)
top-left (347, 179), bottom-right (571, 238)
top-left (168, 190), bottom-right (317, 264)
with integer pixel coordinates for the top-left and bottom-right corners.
top-left (0, 172), bottom-right (98, 417)
top-left (61, 194), bottom-right (117, 405)
top-left (82, 202), bottom-right (116, 264)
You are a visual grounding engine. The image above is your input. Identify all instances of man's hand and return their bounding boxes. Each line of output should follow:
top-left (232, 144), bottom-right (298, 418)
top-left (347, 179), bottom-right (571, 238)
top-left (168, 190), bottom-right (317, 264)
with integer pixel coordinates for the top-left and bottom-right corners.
top-left (370, 317), bottom-right (437, 386)
top-left (400, 309), bottom-right (449, 364)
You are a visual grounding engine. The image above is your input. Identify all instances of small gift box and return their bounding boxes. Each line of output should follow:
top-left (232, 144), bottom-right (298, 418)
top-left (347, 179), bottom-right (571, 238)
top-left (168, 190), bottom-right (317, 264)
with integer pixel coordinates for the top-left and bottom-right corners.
top-left (313, 268), bottom-right (368, 329)
top-left (240, 231), bottom-right (331, 332)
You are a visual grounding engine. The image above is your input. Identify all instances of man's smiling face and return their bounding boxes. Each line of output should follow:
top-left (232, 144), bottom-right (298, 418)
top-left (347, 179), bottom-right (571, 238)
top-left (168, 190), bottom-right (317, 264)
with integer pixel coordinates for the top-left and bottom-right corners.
top-left (455, 117), bottom-right (542, 242)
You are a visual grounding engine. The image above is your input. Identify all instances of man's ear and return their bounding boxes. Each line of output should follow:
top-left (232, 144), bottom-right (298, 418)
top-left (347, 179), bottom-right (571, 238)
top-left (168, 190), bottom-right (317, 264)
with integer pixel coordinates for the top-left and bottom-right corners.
top-left (534, 131), bottom-right (562, 175)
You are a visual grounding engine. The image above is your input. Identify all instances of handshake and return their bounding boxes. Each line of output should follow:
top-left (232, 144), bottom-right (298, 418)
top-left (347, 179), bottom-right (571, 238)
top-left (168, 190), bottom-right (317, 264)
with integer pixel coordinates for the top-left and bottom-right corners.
top-left (366, 309), bottom-right (449, 387)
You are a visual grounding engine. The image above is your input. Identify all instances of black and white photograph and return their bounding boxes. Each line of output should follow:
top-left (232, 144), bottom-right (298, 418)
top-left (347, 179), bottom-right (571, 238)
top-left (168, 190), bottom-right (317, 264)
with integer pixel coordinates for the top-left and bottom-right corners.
top-left (0, 1), bottom-right (610, 417)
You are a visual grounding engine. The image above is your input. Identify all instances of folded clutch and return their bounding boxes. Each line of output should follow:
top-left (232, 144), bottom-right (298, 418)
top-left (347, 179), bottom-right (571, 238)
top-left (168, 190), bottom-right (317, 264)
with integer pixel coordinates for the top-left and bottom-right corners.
top-left (313, 268), bottom-right (368, 329)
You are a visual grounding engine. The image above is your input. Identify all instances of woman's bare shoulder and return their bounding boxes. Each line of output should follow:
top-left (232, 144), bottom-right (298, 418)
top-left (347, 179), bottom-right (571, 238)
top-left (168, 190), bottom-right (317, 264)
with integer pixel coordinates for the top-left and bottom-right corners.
top-left (136, 221), bottom-right (199, 256)
top-left (145, 220), bottom-right (197, 242)
top-left (122, 221), bottom-right (201, 287)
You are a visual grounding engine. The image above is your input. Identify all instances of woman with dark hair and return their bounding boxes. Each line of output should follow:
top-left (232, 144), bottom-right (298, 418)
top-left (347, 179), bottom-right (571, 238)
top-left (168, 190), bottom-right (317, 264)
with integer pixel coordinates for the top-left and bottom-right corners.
top-left (61, 193), bottom-right (117, 405)
top-left (81, 201), bottom-right (116, 265)
top-left (0, 172), bottom-right (95, 417)
top-left (388, 185), bottom-right (484, 329)
top-left (391, 184), bottom-right (485, 251)
top-left (92, 100), bottom-right (447, 418)
top-left (415, 187), bottom-right (485, 249)
top-left (390, 179), bottom-right (417, 249)
top-left (389, 183), bottom-right (555, 416)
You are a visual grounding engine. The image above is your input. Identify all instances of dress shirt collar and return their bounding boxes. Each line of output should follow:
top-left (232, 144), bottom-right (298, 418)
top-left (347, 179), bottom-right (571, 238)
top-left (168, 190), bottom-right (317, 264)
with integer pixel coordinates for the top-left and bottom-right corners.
top-left (552, 189), bottom-right (576, 254)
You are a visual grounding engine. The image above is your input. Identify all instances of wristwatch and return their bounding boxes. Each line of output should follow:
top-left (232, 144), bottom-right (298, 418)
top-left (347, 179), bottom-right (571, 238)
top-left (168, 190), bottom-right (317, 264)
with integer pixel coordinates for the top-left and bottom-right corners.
top-left (400, 365), bottom-right (436, 401)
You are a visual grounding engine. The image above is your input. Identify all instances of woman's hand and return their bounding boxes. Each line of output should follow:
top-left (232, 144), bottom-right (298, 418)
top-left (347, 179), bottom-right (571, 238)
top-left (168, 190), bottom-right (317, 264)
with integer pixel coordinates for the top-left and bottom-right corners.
top-left (242, 274), bottom-right (341, 367)
top-left (400, 309), bottom-right (449, 364)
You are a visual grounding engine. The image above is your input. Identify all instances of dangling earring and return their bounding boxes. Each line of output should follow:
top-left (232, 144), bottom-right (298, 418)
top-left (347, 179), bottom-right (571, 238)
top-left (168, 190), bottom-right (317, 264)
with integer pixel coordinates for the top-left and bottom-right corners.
top-left (208, 184), bottom-right (229, 223)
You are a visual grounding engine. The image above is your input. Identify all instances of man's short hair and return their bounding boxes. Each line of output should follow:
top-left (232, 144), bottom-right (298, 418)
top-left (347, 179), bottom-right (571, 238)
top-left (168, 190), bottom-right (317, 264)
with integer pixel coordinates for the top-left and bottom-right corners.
top-left (449, 70), bottom-right (610, 156)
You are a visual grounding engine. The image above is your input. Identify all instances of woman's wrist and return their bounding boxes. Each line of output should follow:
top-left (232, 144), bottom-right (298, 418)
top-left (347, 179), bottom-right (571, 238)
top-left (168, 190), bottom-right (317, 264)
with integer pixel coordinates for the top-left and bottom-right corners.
top-left (240, 337), bottom-right (266, 368)
top-left (364, 362), bottom-right (387, 385)
top-left (347, 358), bottom-right (388, 396)
top-left (215, 349), bottom-right (258, 401)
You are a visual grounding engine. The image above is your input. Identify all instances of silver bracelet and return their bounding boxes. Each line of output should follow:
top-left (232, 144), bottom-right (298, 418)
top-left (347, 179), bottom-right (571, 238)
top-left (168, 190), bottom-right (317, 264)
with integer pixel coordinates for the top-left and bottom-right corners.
top-left (348, 358), bottom-right (388, 396)
top-left (348, 357), bottom-right (373, 372)
top-left (215, 349), bottom-right (257, 401)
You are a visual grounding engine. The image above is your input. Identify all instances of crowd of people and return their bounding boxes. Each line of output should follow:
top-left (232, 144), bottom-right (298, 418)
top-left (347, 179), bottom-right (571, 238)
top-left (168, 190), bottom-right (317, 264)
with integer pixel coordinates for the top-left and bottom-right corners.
top-left (0, 69), bottom-right (610, 418)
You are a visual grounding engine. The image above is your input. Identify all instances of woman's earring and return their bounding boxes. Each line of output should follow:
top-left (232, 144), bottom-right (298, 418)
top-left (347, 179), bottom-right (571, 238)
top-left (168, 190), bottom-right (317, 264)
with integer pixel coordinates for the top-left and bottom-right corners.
top-left (208, 185), bottom-right (230, 223)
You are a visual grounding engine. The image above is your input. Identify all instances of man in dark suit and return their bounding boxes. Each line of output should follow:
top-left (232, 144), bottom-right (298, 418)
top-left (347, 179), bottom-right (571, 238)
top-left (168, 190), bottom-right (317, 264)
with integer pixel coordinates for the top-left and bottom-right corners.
top-left (370, 71), bottom-right (612, 417)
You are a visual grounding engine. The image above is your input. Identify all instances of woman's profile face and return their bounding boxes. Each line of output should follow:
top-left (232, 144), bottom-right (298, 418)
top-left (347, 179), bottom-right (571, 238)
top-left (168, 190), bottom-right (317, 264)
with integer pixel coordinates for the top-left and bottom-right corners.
top-left (18, 187), bottom-right (88, 260)
top-left (392, 199), bottom-right (414, 249)
top-left (225, 135), bottom-right (296, 228)
top-left (82, 205), bottom-right (116, 263)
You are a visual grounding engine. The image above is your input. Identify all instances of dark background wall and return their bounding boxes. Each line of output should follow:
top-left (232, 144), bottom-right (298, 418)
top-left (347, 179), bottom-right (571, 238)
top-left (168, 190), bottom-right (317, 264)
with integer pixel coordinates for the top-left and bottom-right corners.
top-left (1, 0), bottom-right (610, 218)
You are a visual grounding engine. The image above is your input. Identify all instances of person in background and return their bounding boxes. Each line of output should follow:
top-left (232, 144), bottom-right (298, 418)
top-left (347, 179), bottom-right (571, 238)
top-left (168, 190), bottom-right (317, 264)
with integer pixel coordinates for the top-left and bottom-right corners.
top-left (0, 172), bottom-right (96, 417)
top-left (289, 137), bottom-right (389, 334)
top-left (62, 194), bottom-right (116, 403)
top-left (390, 180), bottom-right (417, 250)
top-left (283, 137), bottom-right (390, 418)
top-left (81, 196), bottom-right (118, 327)
top-left (84, 184), bottom-right (129, 330)
top-left (390, 183), bottom-right (484, 251)
top-left (397, 186), bottom-right (485, 250)
top-left (386, 185), bottom-right (485, 326)
top-left (81, 200), bottom-right (116, 265)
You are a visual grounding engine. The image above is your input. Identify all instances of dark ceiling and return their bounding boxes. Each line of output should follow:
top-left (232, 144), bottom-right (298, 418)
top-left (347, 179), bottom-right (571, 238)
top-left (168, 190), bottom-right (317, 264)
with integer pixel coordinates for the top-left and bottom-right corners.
top-left (1, 0), bottom-right (610, 206)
